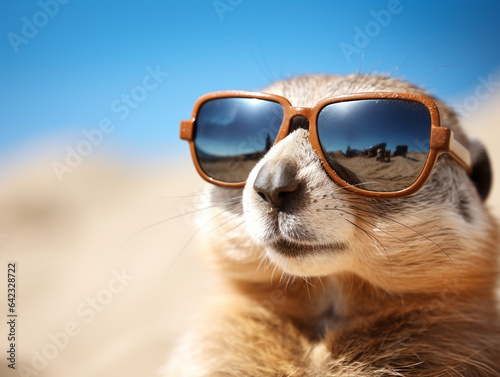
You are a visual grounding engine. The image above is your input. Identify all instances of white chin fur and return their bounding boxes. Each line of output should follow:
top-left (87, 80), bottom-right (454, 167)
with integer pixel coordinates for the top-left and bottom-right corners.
top-left (263, 245), bottom-right (349, 277)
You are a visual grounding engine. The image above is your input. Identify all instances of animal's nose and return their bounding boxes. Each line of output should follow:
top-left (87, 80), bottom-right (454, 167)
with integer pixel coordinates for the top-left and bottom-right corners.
top-left (253, 158), bottom-right (300, 208)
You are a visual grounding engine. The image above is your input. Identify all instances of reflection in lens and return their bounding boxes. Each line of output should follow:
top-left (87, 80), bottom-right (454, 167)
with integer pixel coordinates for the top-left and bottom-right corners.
top-left (317, 99), bottom-right (431, 192)
top-left (194, 98), bottom-right (284, 183)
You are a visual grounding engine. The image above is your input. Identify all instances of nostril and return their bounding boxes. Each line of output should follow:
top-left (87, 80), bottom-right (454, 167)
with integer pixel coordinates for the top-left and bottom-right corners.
top-left (253, 158), bottom-right (300, 208)
top-left (257, 192), bottom-right (268, 202)
top-left (278, 191), bottom-right (292, 201)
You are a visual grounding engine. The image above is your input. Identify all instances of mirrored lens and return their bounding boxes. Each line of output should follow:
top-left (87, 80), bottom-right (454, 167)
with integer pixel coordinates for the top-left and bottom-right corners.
top-left (194, 97), bottom-right (284, 183)
top-left (317, 99), bottom-right (431, 192)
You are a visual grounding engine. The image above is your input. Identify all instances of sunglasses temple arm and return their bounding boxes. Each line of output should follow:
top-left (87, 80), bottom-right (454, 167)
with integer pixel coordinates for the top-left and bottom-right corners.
top-left (448, 132), bottom-right (473, 175)
top-left (180, 120), bottom-right (194, 141)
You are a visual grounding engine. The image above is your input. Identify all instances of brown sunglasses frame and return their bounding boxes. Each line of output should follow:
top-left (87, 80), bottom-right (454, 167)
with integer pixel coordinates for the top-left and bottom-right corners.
top-left (180, 91), bottom-right (472, 199)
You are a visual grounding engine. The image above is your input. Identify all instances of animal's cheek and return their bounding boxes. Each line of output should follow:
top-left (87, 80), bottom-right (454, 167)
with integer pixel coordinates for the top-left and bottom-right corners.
top-left (298, 207), bottom-right (355, 244)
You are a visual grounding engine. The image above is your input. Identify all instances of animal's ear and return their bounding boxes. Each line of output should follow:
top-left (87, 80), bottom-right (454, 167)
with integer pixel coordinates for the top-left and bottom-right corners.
top-left (469, 140), bottom-right (492, 201)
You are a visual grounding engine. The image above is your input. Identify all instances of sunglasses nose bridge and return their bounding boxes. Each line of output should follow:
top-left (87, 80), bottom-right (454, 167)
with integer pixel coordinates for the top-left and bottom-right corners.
top-left (288, 115), bottom-right (310, 133)
top-left (285, 107), bottom-right (312, 134)
top-left (294, 107), bottom-right (312, 118)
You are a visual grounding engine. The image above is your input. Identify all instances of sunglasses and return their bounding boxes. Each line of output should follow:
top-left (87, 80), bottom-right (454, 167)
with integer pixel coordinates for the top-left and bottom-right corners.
top-left (180, 91), bottom-right (472, 198)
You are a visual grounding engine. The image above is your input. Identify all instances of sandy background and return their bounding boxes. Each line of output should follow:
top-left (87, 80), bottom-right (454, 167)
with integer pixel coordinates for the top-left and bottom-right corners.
top-left (0, 93), bottom-right (499, 377)
top-left (0, 157), bottom-right (213, 376)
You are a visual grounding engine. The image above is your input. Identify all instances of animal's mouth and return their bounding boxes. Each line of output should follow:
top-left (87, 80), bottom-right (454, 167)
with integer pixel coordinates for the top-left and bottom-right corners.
top-left (269, 238), bottom-right (347, 257)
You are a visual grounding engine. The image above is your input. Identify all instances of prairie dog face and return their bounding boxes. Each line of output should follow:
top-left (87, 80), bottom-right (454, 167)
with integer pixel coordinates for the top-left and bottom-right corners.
top-left (202, 74), bottom-right (498, 293)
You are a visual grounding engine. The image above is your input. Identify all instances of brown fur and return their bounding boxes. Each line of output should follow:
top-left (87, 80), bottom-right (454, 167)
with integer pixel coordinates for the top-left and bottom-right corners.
top-left (165, 74), bottom-right (500, 376)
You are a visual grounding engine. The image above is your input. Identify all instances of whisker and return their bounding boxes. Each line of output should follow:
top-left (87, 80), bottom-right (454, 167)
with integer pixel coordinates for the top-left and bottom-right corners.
top-left (318, 276), bottom-right (326, 293)
top-left (421, 64), bottom-right (464, 84)
top-left (388, 41), bottom-right (421, 78)
top-left (330, 207), bottom-right (414, 252)
top-left (343, 200), bottom-right (430, 225)
top-left (160, 208), bottom-right (239, 274)
top-left (156, 191), bottom-right (210, 200)
top-left (340, 180), bottom-right (381, 190)
top-left (256, 252), bottom-right (268, 272)
top-left (265, 255), bottom-right (274, 271)
top-left (122, 205), bottom-right (221, 246)
top-left (182, 196), bottom-right (243, 208)
top-left (271, 262), bottom-right (279, 283)
top-left (285, 275), bottom-right (296, 291)
top-left (345, 218), bottom-right (392, 275)
top-left (341, 205), bottom-right (460, 275)
top-left (229, 219), bottom-right (246, 232)
top-left (303, 277), bottom-right (312, 301)
top-left (279, 258), bottom-right (288, 285)
top-left (366, 57), bottom-right (387, 75)
top-left (204, 211), bottom-right (245, 236)
top-left (332, 198), bottom-right (459, 275)
top-left (357, 45), bottom-right (365, 75)
top-left (163, 227), bottom-right (200, 274)
top-left (163, 209), bottom-right (245, 273)
top-left (303, 276), bottom-right (316, 288)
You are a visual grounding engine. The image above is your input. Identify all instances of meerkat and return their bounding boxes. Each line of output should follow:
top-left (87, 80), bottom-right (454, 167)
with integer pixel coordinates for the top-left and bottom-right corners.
top-left (164, 74), bottom-right (500, 376)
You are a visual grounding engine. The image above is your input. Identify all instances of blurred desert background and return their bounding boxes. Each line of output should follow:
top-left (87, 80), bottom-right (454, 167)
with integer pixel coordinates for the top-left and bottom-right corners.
top-left (0, 147), bottom-right (215, 376)
top-left (0, 151), bottom-right (212, 376)
top-left (0, 91), bottom-right (498, 377)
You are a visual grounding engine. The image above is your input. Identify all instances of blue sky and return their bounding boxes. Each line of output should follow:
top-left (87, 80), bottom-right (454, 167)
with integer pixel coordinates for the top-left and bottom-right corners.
top-left (1, 0), bottom-right (500, 166)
